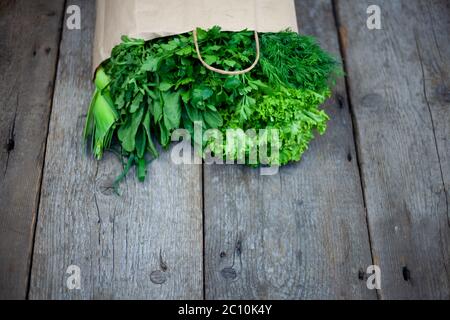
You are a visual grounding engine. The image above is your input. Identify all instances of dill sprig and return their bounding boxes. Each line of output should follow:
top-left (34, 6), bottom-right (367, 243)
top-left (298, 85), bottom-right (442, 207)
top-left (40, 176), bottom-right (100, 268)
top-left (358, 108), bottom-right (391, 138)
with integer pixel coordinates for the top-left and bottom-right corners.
top-left (260, 31), bottom-right (341, 92)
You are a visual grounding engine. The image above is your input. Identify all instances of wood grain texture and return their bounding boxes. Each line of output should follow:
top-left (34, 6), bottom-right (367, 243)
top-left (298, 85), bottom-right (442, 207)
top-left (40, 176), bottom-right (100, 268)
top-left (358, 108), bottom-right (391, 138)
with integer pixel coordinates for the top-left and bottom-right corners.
top-left (28, 0), bottom-right (203, 300)
top-left (203, 0), bottom-right (376, 300)
top-left (0, 0), bottom-right (65, 300)
top-left (336, 0), bottom-right (450, 299)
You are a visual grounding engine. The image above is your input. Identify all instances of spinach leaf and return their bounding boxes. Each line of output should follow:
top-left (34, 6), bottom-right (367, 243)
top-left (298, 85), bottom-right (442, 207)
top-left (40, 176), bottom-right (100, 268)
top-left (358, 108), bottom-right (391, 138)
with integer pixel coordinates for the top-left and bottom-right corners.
top-left (118, 107), bottom-right (144, 152)
top-left (162, 91), bottom-right (181, 131)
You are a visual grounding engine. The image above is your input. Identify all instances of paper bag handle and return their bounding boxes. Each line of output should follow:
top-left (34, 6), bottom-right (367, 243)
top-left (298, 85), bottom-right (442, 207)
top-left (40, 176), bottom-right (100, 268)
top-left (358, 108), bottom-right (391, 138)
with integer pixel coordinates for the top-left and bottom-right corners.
top-left (193, 29), bottom-right (260, 76)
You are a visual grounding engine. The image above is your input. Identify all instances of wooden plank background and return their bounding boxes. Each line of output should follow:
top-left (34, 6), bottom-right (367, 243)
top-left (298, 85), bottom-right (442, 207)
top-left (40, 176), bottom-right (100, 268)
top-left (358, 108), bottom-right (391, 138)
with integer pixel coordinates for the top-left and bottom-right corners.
top-left (28, 0), bottom-right (203, 299)
top-left (204, 0), bottom-right (375, 300)
top-left (336, 0), bottom-right (450, 299)
top-left (0, 0), bottom-right (65, 300)
top-left (0, 0), bottom-right (448, 300)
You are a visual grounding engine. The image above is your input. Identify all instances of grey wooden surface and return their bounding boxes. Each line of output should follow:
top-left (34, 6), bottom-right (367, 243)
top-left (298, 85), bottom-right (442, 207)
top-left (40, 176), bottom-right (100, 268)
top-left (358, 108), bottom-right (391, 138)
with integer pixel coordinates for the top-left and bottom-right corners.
top-left (28, 0), bottom-right (203, 299)
top-left (0, 0), bottom-right (65, 300)
top-left (336, 0), bottom-right (450, 299)
top-left (203, 0), bottom-right (375, 300)
top-left (0, 0), bottom-right (449, 300)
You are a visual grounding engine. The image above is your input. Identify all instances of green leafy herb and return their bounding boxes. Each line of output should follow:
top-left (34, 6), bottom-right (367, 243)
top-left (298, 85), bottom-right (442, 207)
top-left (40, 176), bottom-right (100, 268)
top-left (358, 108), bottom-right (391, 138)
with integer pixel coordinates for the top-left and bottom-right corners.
top-left (84, 26), bottom-right (340, 189)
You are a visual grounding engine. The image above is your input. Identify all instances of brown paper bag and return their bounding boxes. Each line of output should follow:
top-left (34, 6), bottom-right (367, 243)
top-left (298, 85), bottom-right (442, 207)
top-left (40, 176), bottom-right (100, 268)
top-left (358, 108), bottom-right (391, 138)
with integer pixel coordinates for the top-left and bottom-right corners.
top-left (93, 0), bottom-right (298, 73)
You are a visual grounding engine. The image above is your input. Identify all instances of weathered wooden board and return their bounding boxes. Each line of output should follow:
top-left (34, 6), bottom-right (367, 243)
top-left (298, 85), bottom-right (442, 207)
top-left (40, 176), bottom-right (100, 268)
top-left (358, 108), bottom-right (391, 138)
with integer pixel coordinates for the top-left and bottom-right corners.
top-left (203, 0), bottom-right (376, 299)
top-left (0, 0), bottom-right (65, 299)
top-left (29, 0), bottom-right (203, 299)
top-left (414, 0), bottom-right (450, 244)
top-left (336, 0), bottom-right (450, 299)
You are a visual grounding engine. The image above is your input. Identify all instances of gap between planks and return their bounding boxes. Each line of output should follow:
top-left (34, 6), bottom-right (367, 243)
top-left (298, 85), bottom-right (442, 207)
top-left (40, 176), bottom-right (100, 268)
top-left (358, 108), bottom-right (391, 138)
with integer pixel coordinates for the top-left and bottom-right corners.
top-left (331, 0), bottom-right (380, 300)
top-left (25, 0), bottom-right (68, 300)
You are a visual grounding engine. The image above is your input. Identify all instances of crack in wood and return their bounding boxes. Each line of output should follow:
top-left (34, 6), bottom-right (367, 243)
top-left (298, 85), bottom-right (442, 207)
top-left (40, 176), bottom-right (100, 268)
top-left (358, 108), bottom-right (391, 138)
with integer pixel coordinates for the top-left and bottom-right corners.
top-left (332, 0), bottom-right (379, 300)
top-left (415, 32), bottom-right (450, 228)
top-left (402, 266), bottom-right (411, 282)
top-left (3, 93), bottom-right (18, 177)
top-left (159, 249), bottom-right (168, 272)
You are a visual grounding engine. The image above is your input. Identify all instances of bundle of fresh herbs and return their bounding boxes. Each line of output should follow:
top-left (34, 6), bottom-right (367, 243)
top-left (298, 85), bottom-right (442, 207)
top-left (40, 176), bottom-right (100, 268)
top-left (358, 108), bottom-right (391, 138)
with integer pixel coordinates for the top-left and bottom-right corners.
top-left (84, 26), bottom-right (340, 187)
